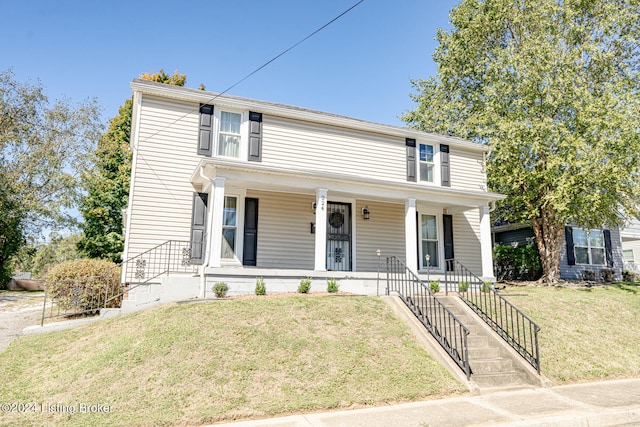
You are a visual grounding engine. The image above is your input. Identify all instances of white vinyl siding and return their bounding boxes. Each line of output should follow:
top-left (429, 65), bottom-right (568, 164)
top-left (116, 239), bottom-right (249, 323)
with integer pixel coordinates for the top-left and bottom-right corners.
top-left (126, 95), bottom-right (200, 259)
top-left (246, 190), bottom-right (315, 269)
top-left (355, 200), bottom-right (405, 271)
top-left (261, 116), bottom-right (406, 183)
top-left (449, 149), bottom-right (487, 191)
top-left (451, 209), bottom-right (482, 276)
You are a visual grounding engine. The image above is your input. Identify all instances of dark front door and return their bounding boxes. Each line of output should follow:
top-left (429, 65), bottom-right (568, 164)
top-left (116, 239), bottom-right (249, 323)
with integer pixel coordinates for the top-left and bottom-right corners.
top-left (326, 202), bottom-right (352, 271)
top-left (443, 214), bottom-right (455, 271)
top-left (243, 198), bottom-right (259, 266)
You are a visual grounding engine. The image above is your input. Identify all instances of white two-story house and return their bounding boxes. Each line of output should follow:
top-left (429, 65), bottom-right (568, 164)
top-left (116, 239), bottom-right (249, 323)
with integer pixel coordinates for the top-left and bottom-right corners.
top-left (121, 79), bottom-right (504, 304)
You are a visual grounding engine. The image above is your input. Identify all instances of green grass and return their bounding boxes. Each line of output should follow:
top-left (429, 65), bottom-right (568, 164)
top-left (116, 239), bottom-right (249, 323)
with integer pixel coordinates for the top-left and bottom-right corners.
top-left (0, 296), bottom-right (464, 427)
top-left (499, 282), bottom-right (640, 384)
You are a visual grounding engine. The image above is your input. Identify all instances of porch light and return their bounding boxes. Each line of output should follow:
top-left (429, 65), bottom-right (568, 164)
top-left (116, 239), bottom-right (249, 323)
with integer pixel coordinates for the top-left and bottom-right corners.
top-left (312, 202), bottom-right (317, 213)
top-left (362, 206), bottom-right (370, 220)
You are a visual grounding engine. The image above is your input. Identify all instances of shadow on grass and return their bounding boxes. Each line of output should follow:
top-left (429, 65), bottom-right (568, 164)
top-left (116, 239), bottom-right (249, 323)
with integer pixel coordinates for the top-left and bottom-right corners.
top-left (610, 282), bottom-right (640, 294)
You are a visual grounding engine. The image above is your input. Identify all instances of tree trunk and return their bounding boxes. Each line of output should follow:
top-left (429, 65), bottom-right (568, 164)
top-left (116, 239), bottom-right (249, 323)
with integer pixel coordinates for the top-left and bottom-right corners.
top-left (531, 211), bottom-right (564, 284)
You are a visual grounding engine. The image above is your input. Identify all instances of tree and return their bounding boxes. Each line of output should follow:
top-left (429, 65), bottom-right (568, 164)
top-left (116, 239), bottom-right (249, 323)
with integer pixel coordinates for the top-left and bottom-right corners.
top-left (0, 69), bottom-right (103, 287)
top-left (78, 70), bottom-right (187, 262)
top-left (402, 0), bottom-right (640, 283)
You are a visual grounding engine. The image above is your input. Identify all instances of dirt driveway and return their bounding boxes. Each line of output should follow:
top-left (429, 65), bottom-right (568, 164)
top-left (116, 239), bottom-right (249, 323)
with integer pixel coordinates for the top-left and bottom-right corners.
top-left (0, 291), bottom-right (45, 352)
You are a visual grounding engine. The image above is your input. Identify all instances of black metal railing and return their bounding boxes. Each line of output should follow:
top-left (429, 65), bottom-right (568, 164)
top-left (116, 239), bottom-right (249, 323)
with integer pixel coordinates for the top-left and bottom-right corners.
top-left (41, 240), bottom-right (195, 325)
top-left (386, 256), bottom-right (471, 379)
top-left (445, 259), bottom-right (541, 373)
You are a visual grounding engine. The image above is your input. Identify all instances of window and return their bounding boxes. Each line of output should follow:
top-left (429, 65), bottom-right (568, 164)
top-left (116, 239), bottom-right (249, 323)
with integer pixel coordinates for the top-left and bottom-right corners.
top-left (623, 249), bottom-right (634, 262)
top-left (573, 228), bottom-right (605, 265)
top-left (421, 214), bottom-right (439, 268)
top-left (419, 144), bottom-right (434, 182)
top-left (218, 111), bottom-right (242, 157)
top-left (221, 196), bottom-right (237, 258)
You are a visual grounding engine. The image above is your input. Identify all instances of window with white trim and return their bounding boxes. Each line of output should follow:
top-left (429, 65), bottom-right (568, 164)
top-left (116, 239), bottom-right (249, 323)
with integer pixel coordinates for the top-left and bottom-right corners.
top-left (623, 249), bottom-right (634, 262)
top-left (419, 144), bottom-right (435, 183)
top-left (573, 228), bottom-right (605, 265)
top-left (420, 214), bottom-right (439, 269)
top-left (218, 111), bottom-right (242, 158)
top-left (221, 196), bottom-right (238, 258)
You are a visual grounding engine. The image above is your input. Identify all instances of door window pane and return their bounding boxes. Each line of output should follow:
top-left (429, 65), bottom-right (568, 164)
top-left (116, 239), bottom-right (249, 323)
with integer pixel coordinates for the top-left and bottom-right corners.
top-left (221, 196), bottom-right (237, 258)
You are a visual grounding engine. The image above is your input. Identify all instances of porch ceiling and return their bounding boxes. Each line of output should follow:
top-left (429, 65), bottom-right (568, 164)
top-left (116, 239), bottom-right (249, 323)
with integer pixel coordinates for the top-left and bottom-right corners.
top-left (191, 159), bottom-right (505, 211)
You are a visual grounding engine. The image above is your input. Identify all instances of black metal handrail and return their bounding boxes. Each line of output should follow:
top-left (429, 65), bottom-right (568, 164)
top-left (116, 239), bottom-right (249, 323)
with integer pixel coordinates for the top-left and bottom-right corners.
top-left (386, 256), bottom-right (471, 379)
top-left (41, 240), bottom-right (195, 325)
top-left (445, 259), bottom-right (541, 373)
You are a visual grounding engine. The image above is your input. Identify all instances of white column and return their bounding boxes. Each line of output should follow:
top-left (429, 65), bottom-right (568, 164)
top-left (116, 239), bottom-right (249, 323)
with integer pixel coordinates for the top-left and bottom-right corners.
top-left (314, 188), bottom-right (328, 271)
top-left (208, 177), bottom-right (226, 268)
top-left (479, 204), bottom-right (496, 280)
top-left (405, 198), bottom-right (418, 273)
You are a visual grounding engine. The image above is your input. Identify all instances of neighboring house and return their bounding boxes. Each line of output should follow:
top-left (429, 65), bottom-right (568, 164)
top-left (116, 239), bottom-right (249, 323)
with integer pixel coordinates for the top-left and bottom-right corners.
top-left (493, 223), bottom-right (624, 281)
top-left (121, 79), bottom-right (504, 304)
top-left (620, 217), bottom-right (640, 273)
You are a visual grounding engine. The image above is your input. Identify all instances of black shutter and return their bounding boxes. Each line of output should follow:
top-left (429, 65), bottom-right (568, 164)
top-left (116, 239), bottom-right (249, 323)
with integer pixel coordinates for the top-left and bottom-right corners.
top-left (406, 138), bottom-right (417, 182)
top-left (243, 198), bottom-right (259, 266)
top-left (604, 229), bottom-right (614, 268)
top-left (189, 192), bottom-right (208, 264)
top-left (565, 226), bottom-right (575, 266)
top-left (443, 214), bottom-right (455, 271)
top-left (440, 144), bottom-right (450, 187)
top-left (248, 111), bottom-right (262, 162)
top-left (198, 104), bottom-right (214, 156)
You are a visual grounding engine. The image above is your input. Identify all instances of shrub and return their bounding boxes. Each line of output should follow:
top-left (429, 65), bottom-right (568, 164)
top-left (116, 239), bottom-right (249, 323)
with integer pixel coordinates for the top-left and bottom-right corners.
top-left (327, 278), bottom-right (339, 293)
top-left (622, 270), bottom-right (637, 282)
top-left (298, 277), bottom-right (312, 294)
top-left (600, 268), bottom-right (614, 283)
top-left (582, 270), bottom-right (597, 281)
top-left (458, 281), bottom-right (470, 292)
top-left (481, 282), bottom-right (491, 293)
top-left (45, 259), bottom-right (121, 312)
top-left (429, 280), bottom-right (440, 293)
top-left (212, 282), bottom-right (229, 298)
top-left (493, 243), bottom-right (542, 281)
top-left (255, 276), bottom-right (266, 296)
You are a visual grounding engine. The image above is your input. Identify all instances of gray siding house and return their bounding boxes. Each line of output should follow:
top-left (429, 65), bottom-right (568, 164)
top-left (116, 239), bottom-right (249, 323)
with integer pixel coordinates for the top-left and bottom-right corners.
top-left (121, 79), bottom-right (504, 305)
top-left (493, 223), bottom-right (624, 281)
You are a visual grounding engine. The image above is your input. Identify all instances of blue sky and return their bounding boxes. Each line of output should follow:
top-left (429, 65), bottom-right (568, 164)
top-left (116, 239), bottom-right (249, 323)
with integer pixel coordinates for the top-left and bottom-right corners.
top-left (1, 0), bottom-right (458, 127)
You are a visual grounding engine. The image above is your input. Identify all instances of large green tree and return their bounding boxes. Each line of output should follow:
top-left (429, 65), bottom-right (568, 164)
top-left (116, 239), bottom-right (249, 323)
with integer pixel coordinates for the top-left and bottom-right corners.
top-left (403, 0), bottom-right (640, 283)
top-left (78, 70), bottom-right (186, 262)
top-left (0, 69), bottom-right (103, 287)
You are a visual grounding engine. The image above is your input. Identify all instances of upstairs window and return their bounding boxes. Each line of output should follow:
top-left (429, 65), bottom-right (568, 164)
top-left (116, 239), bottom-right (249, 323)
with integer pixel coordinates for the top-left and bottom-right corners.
top-left (218, 111), bottom-right (242, 158)
top-left (419, 144), bottom-right (434, 182)
top-left (573, 228), bottom-right (605, 265)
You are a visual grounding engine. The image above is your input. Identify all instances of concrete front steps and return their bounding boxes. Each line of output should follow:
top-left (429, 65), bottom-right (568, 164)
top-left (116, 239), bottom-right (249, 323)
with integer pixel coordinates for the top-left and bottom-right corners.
top-left (436, 296), bottom-right (545, 390)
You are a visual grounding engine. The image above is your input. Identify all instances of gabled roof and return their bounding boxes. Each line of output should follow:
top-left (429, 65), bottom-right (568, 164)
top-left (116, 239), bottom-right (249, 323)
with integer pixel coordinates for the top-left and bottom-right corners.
top-left (130, 79), bottom-right (490, 153)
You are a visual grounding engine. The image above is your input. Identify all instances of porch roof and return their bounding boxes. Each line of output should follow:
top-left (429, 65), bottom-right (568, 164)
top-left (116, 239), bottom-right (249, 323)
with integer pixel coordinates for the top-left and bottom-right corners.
top-left (191, 159), bottom-right (505, 212)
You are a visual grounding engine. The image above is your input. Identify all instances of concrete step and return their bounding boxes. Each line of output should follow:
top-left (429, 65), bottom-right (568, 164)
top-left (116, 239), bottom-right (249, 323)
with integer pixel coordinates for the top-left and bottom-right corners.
top-left (467, 335), bottom-right (489, 347)
top-left (468, 346), bottom-right (501, 359)
top-left (471, 371), bottom-right (529, 388)
top-left (471, 357), bottom-right (514, 374)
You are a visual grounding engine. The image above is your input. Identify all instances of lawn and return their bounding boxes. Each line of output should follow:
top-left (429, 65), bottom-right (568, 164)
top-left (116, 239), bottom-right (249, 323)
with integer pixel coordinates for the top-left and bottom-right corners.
top-left (499, 282), bottom-right (640, 383)
top-left (0, 295), bottom-right (464, 427)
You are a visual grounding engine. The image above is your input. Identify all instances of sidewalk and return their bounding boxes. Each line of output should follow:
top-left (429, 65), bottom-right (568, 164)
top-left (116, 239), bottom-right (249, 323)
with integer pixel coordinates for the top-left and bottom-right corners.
top-left (211, 378), bottom-right (640, 427)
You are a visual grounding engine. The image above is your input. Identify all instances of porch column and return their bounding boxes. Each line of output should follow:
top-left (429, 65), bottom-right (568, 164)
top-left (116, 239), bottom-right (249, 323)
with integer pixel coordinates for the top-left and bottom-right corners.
top-left (479, 203), bottom-right (496, 280)
top-left (208, 177), bottom-right (226, 268)
top-left (405, 198), bottom-right (418, 273)
top-left (314, 188), bottom-right (328, 271)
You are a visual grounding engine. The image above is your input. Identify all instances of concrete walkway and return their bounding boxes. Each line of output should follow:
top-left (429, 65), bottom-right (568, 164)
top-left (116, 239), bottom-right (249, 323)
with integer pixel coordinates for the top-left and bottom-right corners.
top-left (211, 378), bottom-right (640, 427)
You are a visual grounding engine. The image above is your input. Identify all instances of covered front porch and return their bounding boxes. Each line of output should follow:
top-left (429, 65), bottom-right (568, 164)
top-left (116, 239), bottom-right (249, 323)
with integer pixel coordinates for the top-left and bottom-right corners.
top-left (189, 159), bottom-right (503, 293)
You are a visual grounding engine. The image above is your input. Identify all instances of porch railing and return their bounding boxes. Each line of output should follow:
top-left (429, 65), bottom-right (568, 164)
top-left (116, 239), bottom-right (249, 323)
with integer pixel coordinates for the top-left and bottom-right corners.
top-left (386, 256), bottom-right (471, 379)
top-left (41, 240), bottom-right (195, 325)
top-left (445, 259), bottom-right (541, 373)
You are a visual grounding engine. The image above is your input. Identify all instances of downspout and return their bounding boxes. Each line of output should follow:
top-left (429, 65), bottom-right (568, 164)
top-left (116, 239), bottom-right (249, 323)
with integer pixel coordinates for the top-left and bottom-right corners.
top-left (199, 166), bottom-right (213, 299)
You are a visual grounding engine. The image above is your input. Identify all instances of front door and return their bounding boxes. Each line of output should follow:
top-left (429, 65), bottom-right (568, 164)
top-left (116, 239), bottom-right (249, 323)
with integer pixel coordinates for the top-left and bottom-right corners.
top-left (326, 202), bottom-right (352, 271)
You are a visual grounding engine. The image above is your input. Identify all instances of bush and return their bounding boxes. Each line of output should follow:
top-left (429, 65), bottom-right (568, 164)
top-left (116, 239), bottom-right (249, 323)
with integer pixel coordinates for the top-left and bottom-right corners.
top-left (600, 268), bottom-right (614, 283)
top-left (212, 282), bottom-right (229, 298)
top-left (458, 281), bottom-right (470, 292)
top-left (255, 276), bottom-right (266, 296)
top-left (298, 277), bottom-right (312, 294)
top-left (429, 280), bottom-right (440, 293)
top-left (481, 282), bottom-right (491, 293)
top-left (622, 270), bottom-right (637, 282)
top-left (493, 243), bottom-right (542, 281)
top-left (45, 259), bottom-right (121, 312)
top-left (327, 278), bottom-right (339, 293)
top-left (582, 270), bottom-right (597, 281)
